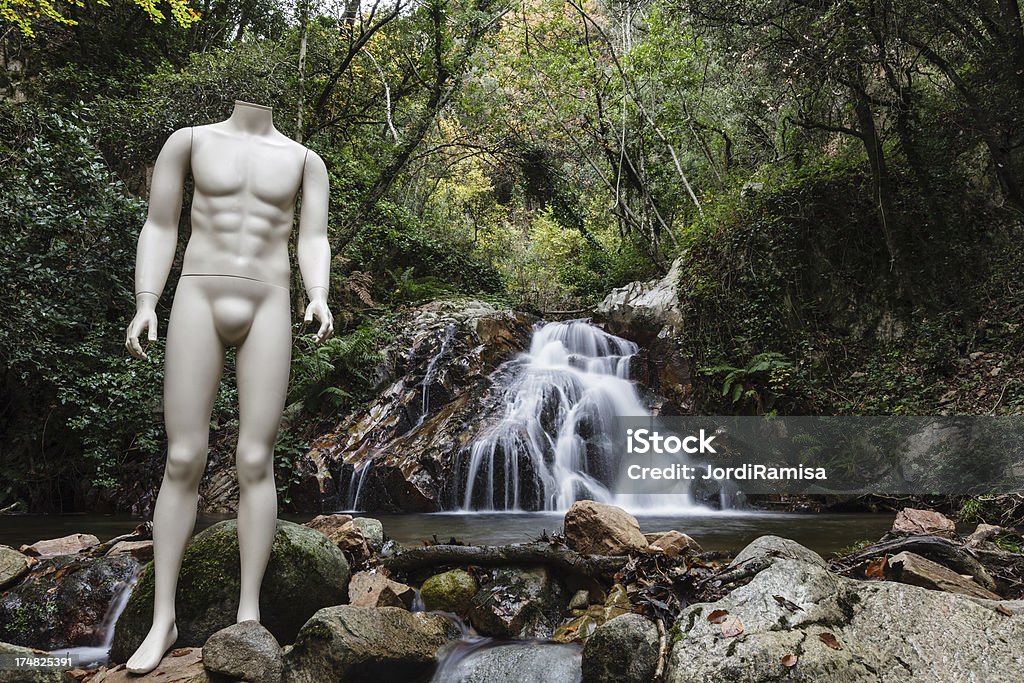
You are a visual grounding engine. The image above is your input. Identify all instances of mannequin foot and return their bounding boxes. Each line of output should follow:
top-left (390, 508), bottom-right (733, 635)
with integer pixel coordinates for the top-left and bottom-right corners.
top-left (237, 604), bottom-right (260, 623)
top-left (125, 622), bottom-right (178, 674)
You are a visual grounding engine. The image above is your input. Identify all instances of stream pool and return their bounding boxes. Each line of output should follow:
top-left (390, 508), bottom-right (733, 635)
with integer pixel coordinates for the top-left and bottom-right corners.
top-left (0, 510), bottom-right (897, 557)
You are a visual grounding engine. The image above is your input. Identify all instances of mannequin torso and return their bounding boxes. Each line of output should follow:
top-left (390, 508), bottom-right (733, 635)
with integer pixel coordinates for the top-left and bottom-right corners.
top-left (183, 120), bottom-right (308, 288)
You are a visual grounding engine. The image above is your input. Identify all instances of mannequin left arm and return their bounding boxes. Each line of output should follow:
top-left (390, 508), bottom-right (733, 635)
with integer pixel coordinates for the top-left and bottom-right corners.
top-left (297, 149), bottom-right (334, 343)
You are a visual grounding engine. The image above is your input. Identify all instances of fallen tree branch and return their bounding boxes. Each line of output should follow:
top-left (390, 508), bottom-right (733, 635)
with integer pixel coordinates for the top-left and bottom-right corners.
top-left (833, 535), bottom-right (996, 590)
top-left (697, 557), bottom-right (772, 589)
top-left (654, 616), bottom-right (668, 681)
top-left (381, 542), bottom-right (629, 578)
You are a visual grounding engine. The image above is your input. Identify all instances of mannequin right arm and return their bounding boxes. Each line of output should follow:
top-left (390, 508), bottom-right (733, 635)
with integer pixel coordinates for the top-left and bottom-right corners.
top-left (125, 128), bottom-right (191, 360)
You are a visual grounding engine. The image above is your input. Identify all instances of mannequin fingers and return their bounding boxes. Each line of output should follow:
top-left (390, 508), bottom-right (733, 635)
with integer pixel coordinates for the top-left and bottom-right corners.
top-left (315, 318), bottom-right (331, 343)
top-left (126, 334), bottom-right (149, 361)
top-left (147, 316), bottom-right (158, 342)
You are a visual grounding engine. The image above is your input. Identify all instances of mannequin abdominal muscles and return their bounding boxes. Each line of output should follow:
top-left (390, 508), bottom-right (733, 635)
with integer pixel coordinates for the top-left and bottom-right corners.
top-left (123, 100), bottom-right (333, 674)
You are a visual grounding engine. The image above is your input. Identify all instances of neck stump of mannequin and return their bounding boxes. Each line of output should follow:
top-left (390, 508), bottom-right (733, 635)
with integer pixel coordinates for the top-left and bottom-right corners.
top-left (229, 101), bottom-right (275, 135)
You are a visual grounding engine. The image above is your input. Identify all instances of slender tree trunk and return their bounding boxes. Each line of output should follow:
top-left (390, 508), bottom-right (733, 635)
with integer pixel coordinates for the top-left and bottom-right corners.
top-left (851, 83), bottom-right (905, 289)
top-left (296, 0), bottom-right (309, 144)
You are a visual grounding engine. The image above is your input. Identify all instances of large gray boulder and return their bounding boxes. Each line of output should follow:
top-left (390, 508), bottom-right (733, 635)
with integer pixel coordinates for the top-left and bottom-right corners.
top-left (581, 613), bottom-right (659, 683)
top-left (666, 535), bottom-right (1024, 682)
top-left (351, 517), bottom-right (385, 552)
top-left (282, 606), bottom-right (459, 682)
top-left (110, 520), bottom-right (349, 663)
top-left (432, 641), bottom-right (582, 682)
top-left (594, 258), bottom-right (691, 409)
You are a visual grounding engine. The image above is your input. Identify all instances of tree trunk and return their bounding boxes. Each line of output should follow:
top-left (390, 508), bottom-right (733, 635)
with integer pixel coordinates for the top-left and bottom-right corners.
top-left (851, 82), bottom-right (904, 288)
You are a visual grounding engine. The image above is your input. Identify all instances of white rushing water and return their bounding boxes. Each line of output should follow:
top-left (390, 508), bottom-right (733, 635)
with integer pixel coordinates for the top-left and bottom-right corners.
top-left (459, 320), bottom-right (699, 512)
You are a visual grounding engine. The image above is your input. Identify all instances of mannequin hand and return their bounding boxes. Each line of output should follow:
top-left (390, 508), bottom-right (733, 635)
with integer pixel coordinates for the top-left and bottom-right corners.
top-left (126, 308), bottom-right (158, 360)
top-left (304, 299), bottom-right (334, 344)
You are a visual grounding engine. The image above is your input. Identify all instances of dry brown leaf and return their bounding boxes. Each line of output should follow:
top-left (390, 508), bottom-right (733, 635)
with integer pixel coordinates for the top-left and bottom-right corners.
top-left (819, 632), bottom-right (842, 650)
top-left (865, 557), bottom-right (887, 579)
top-left (719, 615), bottom-right (744, 638)
top-left (996, 604), bottom-right (1013, 617)
top-left (781, 653), bottom-right (798, 667)
top-left (707, 609), bottom-right (729, 624)
top-left (169, 648), bottom-right (192, 657)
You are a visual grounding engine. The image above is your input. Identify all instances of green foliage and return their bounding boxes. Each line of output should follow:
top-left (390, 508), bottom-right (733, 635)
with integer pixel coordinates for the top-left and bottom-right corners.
top-left (1, 0), bottom-right (199, 39)
top-left (288, 319), bottom-right (392, 415)
top-left (0, 109), bottom-right (150, 503)
top-left (343, 203), bottom-right (504, 302)
top-left (274, 430), bottom-right (309, 506)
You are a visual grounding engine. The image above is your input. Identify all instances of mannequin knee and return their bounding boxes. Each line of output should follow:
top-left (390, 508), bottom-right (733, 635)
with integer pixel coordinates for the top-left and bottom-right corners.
top-left (236, 441), bottom-right (274, 486)
top-left (164, 442), bottom-right (207, 486)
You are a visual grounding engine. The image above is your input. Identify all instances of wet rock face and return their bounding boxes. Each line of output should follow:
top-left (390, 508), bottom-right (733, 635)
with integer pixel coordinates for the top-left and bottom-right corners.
top-left (110, 520), bottom-right (349, 663)
top-left (282, 606), bottom-right (460, 683)
top-left (468, 566), bottom-right (567, 638)
top-left (666, 535), bottom-right (1024, 683)
top-left (564, 501), bottom-right (648, 556)
top-left (307, 299), bottom-right (537, 513)
top-left (581, 614), bottom-right (659, 683)
top-left (0, 553), bottom-right (137, 649)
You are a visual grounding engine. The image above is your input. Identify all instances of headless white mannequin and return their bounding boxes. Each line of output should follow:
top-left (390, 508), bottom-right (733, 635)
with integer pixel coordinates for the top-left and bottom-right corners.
top-left (124, 100), bottom-right (333, 674)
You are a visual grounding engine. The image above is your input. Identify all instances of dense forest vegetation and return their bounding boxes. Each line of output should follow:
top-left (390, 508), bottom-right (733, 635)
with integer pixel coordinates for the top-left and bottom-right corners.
top-left (1, 0), bottom-right (1022, 512)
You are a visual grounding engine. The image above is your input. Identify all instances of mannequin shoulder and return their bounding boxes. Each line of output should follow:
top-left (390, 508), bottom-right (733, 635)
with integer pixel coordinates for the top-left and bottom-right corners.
top-left (152, 127), bottom-right (194, 168)
top-left (301, 147), bottom-right (328, 175)
top-left (163, 127), bottom-right (195, 152)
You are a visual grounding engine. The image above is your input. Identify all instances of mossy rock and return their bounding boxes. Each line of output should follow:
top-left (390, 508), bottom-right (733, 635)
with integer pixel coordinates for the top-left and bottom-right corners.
top-left (0, 554), bottom-right (137, 649)
top-left (109, 519), bottom-right (348, 662)
top-left (420, 569), bottom-right (478, 614)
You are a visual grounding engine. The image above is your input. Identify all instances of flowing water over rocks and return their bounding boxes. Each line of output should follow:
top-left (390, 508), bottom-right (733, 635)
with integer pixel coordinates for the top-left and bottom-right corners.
top-left (458, 321), bottom-right (647, 511)
top-left (305, 299), bottom-right (537, 512)
top-left (307, 298), bottom-right (694, 514)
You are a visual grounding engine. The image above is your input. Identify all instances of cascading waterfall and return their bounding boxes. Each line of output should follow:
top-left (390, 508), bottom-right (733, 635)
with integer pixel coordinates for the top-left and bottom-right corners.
top-left (459, 320), bottom-right (697, 512)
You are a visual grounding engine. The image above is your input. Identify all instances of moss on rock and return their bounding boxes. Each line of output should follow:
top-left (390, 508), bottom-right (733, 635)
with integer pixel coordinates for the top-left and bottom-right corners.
top-left (420, 569), bottom-right (478, 614)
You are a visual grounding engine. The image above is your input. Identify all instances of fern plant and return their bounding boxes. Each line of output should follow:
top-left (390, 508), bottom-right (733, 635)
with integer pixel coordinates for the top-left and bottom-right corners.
top-left (702, 352), bottom-right (794, 414)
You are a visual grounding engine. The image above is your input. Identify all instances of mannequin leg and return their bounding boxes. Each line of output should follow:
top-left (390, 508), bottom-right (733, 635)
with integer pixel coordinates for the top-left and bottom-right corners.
top-left (233, 284), bottom-right (291, 623)
top-left (127, 279), bottom-right (224, 674)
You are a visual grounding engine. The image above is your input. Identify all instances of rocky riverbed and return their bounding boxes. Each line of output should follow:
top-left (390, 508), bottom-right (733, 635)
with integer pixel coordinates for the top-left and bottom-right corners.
top-left (0, 503), bottom-right (1022, 682)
